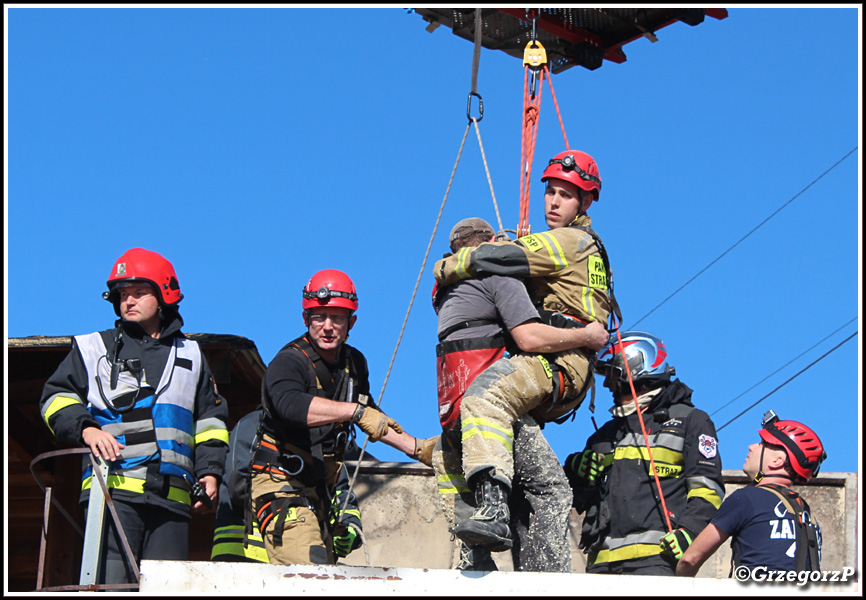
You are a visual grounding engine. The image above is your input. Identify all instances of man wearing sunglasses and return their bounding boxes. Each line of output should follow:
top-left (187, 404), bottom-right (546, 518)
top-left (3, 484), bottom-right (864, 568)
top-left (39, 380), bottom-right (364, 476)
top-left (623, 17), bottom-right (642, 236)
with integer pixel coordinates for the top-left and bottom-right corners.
top-left (678, 412), bottom-right (825, 577)
top-left (249, 269), bottom-right (425, 565)
top-left (432, 149), bottom-right (621, 561)
top-left (39, 248), bottom-right (229, 587)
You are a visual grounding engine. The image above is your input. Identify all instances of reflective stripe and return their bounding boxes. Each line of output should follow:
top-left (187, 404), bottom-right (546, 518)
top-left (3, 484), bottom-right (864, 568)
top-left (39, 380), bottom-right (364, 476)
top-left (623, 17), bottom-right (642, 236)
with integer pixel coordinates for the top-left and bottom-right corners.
top-left (687, 486), bottom-right (723, 509)
top-left (687, 475), bottom-right (726, 506)
top-left (437, 473), bottom-right (469, 495)
top-left (535, 232), bottom-right (569, 270)
top-left (195, 417), bottom-right (230, 446)
top-left (211, 524), bottom-right (269, 563)
top-left (581, 284), bottom-right (596, 320)
top-left (81, 474), bottom-right (191, 505)
top-left (456, 247), bottom-right (472, 279)
top-left (592, 543), bottom-right (664, 565)
top-left (461, 417), bottom-right (513, 452)
top-left (42, 395), bottom-right (82, 433)
top-left (613, 445), bottom-right (682, 466)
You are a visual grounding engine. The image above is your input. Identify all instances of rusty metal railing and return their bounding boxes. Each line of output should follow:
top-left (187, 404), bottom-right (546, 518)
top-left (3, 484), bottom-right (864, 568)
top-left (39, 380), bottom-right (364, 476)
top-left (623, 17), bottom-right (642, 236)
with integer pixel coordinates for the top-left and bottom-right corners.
top-left (29, 447), bottom-right (140, 592)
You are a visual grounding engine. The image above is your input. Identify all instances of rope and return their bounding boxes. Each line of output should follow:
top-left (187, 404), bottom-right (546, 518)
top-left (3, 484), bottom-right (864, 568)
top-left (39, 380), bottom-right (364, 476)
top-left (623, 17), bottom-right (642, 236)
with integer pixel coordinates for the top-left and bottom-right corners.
top-left (519, 65), bottom-right (542, 236)
top-left (342, 122), bottom-right (473, 510)
top-left (472, 118), bottom-right (504, 231)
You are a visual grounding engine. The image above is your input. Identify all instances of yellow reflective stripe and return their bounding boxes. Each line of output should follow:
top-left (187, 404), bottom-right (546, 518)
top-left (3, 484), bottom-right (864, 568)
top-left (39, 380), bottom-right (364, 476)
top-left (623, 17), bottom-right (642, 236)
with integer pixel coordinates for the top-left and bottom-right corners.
top-left (581, 285), bottom-right (596, 320)
top-left (455, 247), bottom-right (472, 279)
top-left (211, 541), bottom-right (270, 562)
top-left (341, 508), bottom-right (362, 521)
top-left (81, 474), bottom-right (191, 505)
top-left (43, 396), bottom-right (81, 433)
top-left (592, 543), bottom-right (664, 565)
top-left (614, 446), bottom-right (683, 467)
top-left (688, 487), bottom-right (723, 509)
top-left (536, 232), bottom-right (568, 270)
top-left (194, 428), bottom-right (229, 446)
top-left (437, 474), bottom-right (469, 495)
top-left (462, 419), bottom-right (514, 453)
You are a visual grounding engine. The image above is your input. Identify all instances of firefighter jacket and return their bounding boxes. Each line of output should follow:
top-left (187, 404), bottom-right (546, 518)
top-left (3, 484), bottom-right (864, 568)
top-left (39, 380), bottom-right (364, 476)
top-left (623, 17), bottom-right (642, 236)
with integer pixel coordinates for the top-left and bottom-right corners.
top-left (259, 334), bottom-right (371, 470)
top-left (433, 215), bottom-right (614, 327)
top-left (564, 380), bottom-right (725, 571)
top-left (39, 314), bottom-right (230, 517)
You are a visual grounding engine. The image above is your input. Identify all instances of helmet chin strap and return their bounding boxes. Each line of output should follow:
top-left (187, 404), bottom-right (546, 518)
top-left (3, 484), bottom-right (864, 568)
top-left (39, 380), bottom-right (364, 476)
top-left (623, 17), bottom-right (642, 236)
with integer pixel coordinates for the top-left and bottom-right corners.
top-left (753, 444), bottom-right (767, 484)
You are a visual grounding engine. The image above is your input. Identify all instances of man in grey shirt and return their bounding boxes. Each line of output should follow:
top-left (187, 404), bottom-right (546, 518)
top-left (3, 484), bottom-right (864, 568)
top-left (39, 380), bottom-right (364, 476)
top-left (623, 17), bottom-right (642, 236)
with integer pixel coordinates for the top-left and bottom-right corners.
top-left (431, 218), bottom-right (607, 572)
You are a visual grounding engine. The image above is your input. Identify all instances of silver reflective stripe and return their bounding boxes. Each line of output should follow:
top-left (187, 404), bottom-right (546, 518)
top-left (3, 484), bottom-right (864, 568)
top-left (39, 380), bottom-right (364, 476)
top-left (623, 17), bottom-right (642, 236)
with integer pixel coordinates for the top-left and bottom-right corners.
top-left (687, 475), bottom-right (726, 501)
top-left (602, 529), bottom-right (667, 550)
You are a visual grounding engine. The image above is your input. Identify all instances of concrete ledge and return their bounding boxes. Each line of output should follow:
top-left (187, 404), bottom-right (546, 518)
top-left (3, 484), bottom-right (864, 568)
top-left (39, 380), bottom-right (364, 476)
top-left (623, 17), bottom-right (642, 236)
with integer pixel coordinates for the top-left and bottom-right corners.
top-left (139, 560), bottom-right (861, 595)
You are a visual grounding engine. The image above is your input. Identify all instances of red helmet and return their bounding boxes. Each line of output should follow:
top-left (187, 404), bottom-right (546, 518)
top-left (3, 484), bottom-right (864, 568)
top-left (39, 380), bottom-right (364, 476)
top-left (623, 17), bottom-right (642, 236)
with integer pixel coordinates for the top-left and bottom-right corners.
top-left (759, 416), bottom-right (826, 482)
top-left (302, 269), bottom-right (358, 311)
top-left (541, 150), bottom-right (602, 200)
top-left (103, 248), bottom-right (183, 313)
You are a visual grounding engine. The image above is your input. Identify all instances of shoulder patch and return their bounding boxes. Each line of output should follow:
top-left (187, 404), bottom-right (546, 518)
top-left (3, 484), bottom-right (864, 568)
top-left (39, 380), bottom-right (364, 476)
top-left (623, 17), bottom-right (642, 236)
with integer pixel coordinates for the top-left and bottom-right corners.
top-left (698, 434), bottom-right (718, 459)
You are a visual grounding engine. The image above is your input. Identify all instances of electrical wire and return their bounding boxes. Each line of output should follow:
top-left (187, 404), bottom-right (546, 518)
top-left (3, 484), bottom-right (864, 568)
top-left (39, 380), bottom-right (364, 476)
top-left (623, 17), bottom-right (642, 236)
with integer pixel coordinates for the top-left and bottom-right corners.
top-left (628, 146), bottom-right (858, 330)
top-left (710, 317), bottom-right (857, 417)
top-left (716, 331), bottom-right (858, 432)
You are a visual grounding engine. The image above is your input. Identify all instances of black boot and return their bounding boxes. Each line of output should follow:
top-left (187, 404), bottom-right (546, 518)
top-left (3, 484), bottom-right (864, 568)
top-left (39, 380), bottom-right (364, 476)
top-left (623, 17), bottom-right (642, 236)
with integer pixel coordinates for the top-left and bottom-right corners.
top-left (452, 470), bottom-right (512, 552)
top-left (455, 540), bottom-right (498, 572)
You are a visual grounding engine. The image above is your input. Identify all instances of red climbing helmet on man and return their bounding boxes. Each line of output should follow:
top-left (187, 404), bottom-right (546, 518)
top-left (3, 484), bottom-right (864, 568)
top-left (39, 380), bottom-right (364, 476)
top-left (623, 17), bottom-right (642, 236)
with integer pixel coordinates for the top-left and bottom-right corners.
top-left (302, 269), bottom-right (359, 312)
top-left (759, 410), bottom-right (826, 483)
top-left (103, 248), bottom-right (183, 314)
top-left (541, 150), bottom-right (602, 200)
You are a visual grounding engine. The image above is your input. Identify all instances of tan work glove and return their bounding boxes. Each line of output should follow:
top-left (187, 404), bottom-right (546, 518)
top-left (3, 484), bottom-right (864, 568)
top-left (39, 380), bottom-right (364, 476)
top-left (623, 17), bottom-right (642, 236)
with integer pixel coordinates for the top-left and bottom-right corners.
top-left (411, 436), bottom-right (439, 467)
top-left (351, 404), bottom-right (403, 441)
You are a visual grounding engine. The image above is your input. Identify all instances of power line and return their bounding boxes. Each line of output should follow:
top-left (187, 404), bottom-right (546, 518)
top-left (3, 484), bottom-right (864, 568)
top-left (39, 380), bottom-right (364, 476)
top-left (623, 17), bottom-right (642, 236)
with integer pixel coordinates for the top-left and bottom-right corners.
top-left (710, 317), bottom-right (858, 417)
top-left (716, 331), bottom-right (858, 432)
top-left (628, 146), bottom-right (858, 330)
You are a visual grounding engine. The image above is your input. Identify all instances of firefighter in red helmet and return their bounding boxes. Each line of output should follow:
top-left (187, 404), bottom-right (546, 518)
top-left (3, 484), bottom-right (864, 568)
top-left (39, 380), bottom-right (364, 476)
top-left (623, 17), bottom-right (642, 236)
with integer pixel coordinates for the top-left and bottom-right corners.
top-left (248, 269), bottom-right (427, 565)
top-left (432, 150), bottom-right (621, 556)
top-left (39, 248), bottom-right (229, 586)
top-left (678, 411), bottom-right (826, 576)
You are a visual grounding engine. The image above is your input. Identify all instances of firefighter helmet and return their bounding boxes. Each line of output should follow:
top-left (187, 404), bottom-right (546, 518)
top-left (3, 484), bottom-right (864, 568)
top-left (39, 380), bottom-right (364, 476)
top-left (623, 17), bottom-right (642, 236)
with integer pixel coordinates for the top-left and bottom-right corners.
top-left (759, 412), bottom-right (826, 482)
top-left (596, 330), bottom-right (674, 386)
top-left (541, 150), bottom-right (602, 200)
top-left (302, 269), bottom-right (358, 311)
top-left (103, 248), bottom-right (183, 314)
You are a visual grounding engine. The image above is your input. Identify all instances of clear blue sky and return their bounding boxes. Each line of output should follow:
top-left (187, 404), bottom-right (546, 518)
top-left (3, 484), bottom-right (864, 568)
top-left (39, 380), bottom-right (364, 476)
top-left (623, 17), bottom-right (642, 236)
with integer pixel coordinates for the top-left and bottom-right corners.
top-left (6, 7), bottom-right (861, 476)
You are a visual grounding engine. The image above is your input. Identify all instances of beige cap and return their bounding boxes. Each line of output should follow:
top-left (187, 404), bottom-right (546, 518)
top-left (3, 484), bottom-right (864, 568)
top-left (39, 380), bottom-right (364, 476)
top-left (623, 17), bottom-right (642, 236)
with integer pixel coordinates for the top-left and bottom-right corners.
top-left (449, 217), bottom-right (495, 245)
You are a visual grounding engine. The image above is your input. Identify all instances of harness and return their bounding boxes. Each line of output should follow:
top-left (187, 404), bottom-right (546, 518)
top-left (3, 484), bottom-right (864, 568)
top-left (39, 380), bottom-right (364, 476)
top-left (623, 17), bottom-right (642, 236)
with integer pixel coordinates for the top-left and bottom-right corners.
top-left (756, 483), bottom-right (821, 572)
top-left (249, 334), bottom-right (365, 546)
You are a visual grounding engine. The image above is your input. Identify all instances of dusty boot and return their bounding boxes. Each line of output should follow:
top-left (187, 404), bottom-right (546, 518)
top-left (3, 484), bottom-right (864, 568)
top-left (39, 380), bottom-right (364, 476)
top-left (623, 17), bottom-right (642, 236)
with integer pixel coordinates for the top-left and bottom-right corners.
top-left (455, 540), bottom-right (498, 572)
top-left (452, 470), bottom-right (512, 552)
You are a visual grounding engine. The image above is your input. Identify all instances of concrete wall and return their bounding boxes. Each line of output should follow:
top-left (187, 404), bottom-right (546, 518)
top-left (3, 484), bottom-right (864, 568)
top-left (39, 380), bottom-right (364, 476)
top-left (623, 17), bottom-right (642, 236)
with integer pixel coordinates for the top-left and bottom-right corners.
top-left (338, 463), bottom-right (859, 576)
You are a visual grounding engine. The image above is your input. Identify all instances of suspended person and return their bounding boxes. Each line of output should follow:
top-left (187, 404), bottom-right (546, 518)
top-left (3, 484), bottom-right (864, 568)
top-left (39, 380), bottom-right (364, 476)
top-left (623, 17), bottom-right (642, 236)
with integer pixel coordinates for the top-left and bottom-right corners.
top-left (564, 331), bottom-right (725, 576)
top-left (432, 149), bottom-right (620, 553)
top-left (677, 412), bottom-right (825, 577)
top-left (39, 248), bottom-right (229, 586)
top-left (249, 269), bottom-right (431, 565)
top-left (211, 408), bottom-right (363, 563)
top-left (432, 217), bottom-right (608, 571)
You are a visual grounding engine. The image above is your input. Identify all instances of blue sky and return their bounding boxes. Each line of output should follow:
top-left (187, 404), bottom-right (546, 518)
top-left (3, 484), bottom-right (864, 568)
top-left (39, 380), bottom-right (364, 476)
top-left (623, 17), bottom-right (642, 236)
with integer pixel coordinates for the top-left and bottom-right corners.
top-left (6, 6), bottom-right (861, 476)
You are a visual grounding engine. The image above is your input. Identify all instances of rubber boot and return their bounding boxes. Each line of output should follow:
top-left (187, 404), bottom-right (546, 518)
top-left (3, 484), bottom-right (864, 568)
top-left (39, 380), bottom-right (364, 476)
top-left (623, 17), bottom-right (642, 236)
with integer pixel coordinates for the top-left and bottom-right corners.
top-left (455, 540), bottom-right (498, 572)
top-left (452, 470), bottom-right (512, 551)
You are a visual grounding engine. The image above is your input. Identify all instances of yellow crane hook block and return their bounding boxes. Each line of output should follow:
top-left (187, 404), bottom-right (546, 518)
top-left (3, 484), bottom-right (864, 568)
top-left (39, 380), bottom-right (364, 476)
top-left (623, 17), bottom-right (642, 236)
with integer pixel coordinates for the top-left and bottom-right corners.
top-left (523, 40), bottom-right (547, 68)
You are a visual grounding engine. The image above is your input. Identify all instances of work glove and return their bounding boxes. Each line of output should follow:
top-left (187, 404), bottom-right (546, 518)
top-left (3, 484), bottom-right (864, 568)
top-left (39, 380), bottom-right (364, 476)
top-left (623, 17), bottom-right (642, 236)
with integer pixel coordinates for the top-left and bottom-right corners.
top-left (659, 528), bottom-right (693, 560)
top-left (566, 450), bottom-right (605, 485)
top-left (332, 525), bottom-right (361, 558)
top-left (411, 436), bottom-right (438, 467)
top-left (351, 404), bottom-right (403, 442)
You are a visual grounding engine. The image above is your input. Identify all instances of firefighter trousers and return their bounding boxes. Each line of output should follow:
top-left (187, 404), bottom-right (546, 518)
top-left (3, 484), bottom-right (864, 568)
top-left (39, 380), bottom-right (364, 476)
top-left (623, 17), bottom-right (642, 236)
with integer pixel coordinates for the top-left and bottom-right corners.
top-left (460, 350), bottom-right (592, 486)
top-left (249, 443), bottom-right (341, 566)
top-left (432, 414), bottom-right (573, 572)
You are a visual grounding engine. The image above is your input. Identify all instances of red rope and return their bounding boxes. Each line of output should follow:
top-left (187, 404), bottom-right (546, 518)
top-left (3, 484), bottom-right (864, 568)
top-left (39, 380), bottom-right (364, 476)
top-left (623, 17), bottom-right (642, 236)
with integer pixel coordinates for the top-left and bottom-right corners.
top-left (610, 312), bottom-right (674, 533)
